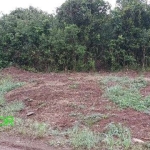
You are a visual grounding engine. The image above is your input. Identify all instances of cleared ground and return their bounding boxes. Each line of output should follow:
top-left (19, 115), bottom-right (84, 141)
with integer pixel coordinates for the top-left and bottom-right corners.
top-left (0, 67), bottom-right (150, 149)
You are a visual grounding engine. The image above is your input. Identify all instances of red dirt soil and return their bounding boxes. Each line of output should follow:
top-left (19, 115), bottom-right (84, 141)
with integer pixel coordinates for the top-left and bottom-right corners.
top-left (0, 67), bottom-right (150, 149)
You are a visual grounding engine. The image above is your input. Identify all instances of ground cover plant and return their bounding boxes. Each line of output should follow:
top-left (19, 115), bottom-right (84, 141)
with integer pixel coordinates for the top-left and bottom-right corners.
top-left (0, 76), bottom-right (25, 116)
top-left (100, 76), bottom-right (150, 112)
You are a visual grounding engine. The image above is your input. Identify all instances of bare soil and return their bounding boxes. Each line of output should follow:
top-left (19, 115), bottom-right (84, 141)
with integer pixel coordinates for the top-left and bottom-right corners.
top-left (0, 67), bottom-right (150, 149)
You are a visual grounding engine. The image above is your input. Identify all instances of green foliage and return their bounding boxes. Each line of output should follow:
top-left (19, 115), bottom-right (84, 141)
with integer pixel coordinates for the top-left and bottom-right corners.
top-left (0, 77), bottom-right (24, 94)
top-left (15, 118), bottom-right (49, 138)
top-left (104, 123), bottom-right (131, 150)
top-left (0, 75), bottom-right (25, 116)
top-left (1, 101), bottom-right (25, 116)
top-left (108, 0), bottom-right (150, 70)
top-left (83, 113), bottom-right (108, 127)
top-left (101, 76), bottom-right (150, 112)
top-left (0, 0), bottom-right (150, 71)
top-left (69, 126), bottom-right (100, 149)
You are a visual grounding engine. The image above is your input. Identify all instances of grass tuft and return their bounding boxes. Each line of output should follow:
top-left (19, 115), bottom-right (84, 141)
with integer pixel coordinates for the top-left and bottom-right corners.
top-left (69, 126), bottom-right (100, 150)
top-left (0, 77), bottom-right (24, 94)
top-left (104, 123), bottom-right (132, 150)
top-left (15, 118), bottom-right (49, 138)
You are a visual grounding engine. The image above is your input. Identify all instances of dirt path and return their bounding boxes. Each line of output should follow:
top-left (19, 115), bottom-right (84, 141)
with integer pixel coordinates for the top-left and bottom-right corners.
top-left (0, 67), bottom-right (150, 149)
top-left (0, 133), bottom-right (70, 150)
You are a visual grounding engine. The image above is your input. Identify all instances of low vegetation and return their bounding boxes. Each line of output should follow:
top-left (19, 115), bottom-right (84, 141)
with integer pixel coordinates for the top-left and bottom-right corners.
top-left (14, 118), bottom-right (49, 138)
top-left (0, 76), bottom-right (25, 117)
top-left (48, 123), bottom-right (150, 150)
top-left (100, 76), bottom-right (150, 112)
top-left (69, 126), bottom-right (100, 150)
top-left (104, 123), bottom-right (131, 150)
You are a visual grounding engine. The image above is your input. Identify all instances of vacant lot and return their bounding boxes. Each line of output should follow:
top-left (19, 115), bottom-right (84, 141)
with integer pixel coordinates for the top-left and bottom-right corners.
top-left (0, 67), bottom-right (150, 150)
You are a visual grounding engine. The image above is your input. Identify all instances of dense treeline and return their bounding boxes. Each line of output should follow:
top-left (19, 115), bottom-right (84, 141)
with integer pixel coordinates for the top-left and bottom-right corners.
top-left (0, 0), bottom-right (150, 71)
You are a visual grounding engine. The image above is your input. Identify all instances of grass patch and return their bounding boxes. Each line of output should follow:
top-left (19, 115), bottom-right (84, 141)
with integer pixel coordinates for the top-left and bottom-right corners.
top-left (0, 101), bottom-right (25, 116)
top-left (0, 76), bottom-right (24, 94)
top-left (0, 75), bottom-right (25, 116)
top-left (14, 118), bottom-right (49, 138)
top-left (0, 75), bottom-right (25, 130)
top-left (104, 123), bottom-right (132, 150)
top-left (47, 123), bottom-right (147, 150)
top-left (69, 126), bottom-right (101, 150)
top-left (100, 76), bottom-right (150, 112)
top-left (0, 95), bottom-right (5, 106)
top-left (82, 113), bottom-right (108, 127)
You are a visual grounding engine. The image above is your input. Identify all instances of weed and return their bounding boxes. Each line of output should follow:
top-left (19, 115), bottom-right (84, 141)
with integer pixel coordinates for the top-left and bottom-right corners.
top-left (83, 113), bottom-right (108, 127)
top-left (0, 75), bottom-right (25, 131)
top-left (100, 76), bottom-right (147, 89)
top-left (15, 118), bottom-right (49, 138)
top-left (69, 126), bottom-right (100, 150)
top-left (0, 95), bottom-right (5, 106)
top-left (0, 77), bottom-right (24, 94)
top-left (101, 76), bottom-right (150, 112)
top-left (104, 123), bottom-right (132, 150)
top-left (0, 76), bottom-right (25, 116)
top-left (0, 101), bottom-right (25, 116)
top-left (100, 76), bottom-right (132, 85)
top-left (105, 85), bottom-right (145, 111)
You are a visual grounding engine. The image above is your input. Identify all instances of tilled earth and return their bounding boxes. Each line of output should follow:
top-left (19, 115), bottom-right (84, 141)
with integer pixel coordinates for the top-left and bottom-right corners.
top-left (0, 67), bottom-right (150, 149)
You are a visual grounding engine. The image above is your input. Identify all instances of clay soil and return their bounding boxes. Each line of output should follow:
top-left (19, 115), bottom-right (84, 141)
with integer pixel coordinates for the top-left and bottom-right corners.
top-left (0, 67), bottom-right (150, 149)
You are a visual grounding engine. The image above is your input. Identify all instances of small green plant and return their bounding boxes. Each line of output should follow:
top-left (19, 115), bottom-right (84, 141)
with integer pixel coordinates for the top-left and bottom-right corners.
top-left (104, 123), bottom-right (132, 150)
top-left (15, 118), bottom-right (49, 138)
top-left (0, 101), bottom-right (25, 116)
top-left (69, 126), bottom-right (100, 150)
top-left (0, 75), bottom-right (25, 131)
top-left (0, 77), bottom-right (24, 94)
top-left (83, 113), bottom-right (108, 127)
top-left (0, 76), bottom-right (25, 116)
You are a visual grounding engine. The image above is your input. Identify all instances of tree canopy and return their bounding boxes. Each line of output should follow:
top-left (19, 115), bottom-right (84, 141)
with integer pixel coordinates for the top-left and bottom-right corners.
top-left (0, 0), bottom-right (150, 71)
